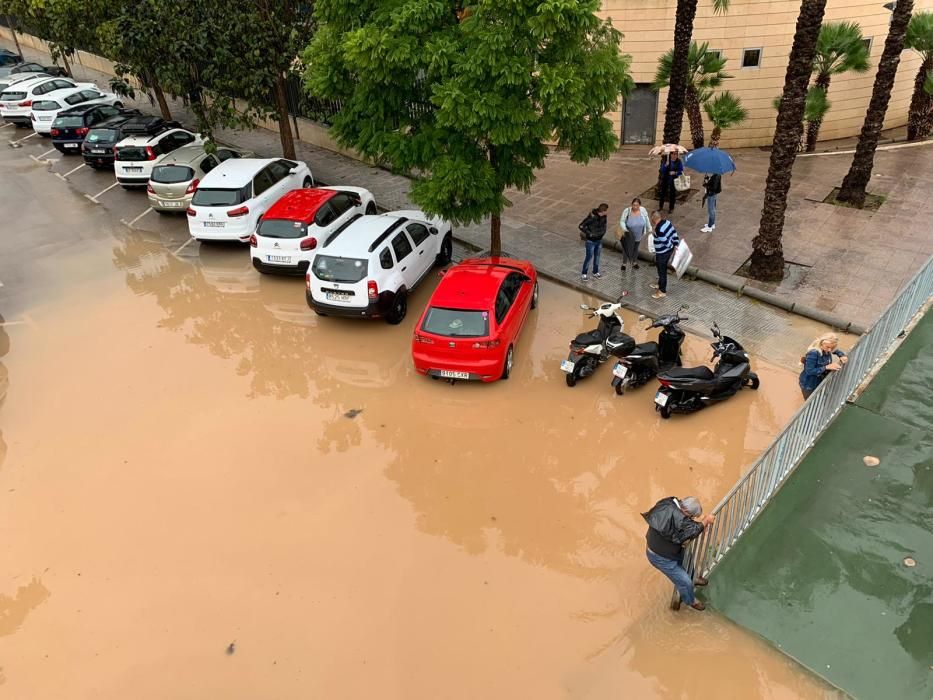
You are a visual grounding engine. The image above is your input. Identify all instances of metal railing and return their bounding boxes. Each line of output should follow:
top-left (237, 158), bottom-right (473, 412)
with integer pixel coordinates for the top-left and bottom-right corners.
top-left (676, 255), bottom-right (933, 604)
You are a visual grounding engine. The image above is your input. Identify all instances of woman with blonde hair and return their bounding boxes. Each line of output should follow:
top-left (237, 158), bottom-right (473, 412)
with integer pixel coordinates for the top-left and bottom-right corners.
top-left (798, 332), bottom-right (848, 399)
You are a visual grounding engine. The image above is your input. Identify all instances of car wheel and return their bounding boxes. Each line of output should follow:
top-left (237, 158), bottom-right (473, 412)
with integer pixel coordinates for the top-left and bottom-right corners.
top-left (120, 185), bottom-right (133, 190)
top-left (386, 291), bottom-right (407, 325)
top-left (530, 281), bottom-right (539, 309)
top-left (314, 309), bottom-right (327, 316)
top-left (500, 345), bottom-right (513, 381)
top-left (155, 209), bottom-right (170, 216)
top-left (365, 201), bottom-right (377, 215)
top-left (659, 405), bottom-right (672, 419)
top-left (436, 235), bottom-right (453, 266)
top-left (302, 177), bottom-right (313, 188)
top-left (114, 102), bottom-right (123, 109)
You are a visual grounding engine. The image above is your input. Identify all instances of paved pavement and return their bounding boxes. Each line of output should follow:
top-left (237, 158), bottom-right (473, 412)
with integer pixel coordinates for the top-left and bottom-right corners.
top-left (6, 39), bottom-right (900, 370)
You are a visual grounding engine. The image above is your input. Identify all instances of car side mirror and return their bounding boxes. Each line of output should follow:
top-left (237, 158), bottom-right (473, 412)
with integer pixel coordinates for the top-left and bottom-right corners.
top-left (429, 227), bottom-right (438, 235)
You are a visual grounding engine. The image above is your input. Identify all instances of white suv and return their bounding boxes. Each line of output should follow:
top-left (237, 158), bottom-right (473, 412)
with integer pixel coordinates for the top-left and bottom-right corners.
top-left (113, 127), bottom-right (202, 188)
top-left (187, 157), bottom-right (314, 242)
top-left (0, 76), bottom-right (94, 126)
top-left (305, 210), bottom-right (454, 324)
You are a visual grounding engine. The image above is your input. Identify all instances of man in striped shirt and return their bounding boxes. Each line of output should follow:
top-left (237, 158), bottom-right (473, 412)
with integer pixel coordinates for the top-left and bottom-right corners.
top-left (649, 211), bottom-right (680, 299)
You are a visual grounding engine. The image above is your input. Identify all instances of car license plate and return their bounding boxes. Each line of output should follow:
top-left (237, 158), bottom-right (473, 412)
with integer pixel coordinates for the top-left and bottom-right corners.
top-left (90, 148), bottom-right (107, 154)
top-left (159, 200), bottom-right (183, 208)
top-left (612, 363), bottom-right (628, 379)
top-left (38, 116), bottom-right (52, 121)
top-left (203, 221), bottom-right (225, 228)
top-left (438, 370), bottom-right (469, 380)
top-left (326, 292), bottom-right (351, 302)
top-left (123, 166), bottom-right (143, 172)
top-left (655, 391), bottom-right (669, 407)
top-left (64, 142), bottom-right (78, 148)
top-left (560, 360), bottom-right (575, 373)
top-left (267, 255), bottom-right (291, 264)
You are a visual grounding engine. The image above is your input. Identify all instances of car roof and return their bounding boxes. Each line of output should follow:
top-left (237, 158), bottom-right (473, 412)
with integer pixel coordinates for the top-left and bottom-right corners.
top-left (92, 112), bottom-right (139, 129)
top-left (59, 103), bottom-right (101, 115)
top-left (429, 259), bottom-right (523, 309)
top-left (263, 188), bottom-right (336, 223)
top-left (321, 214), bottom-right (417, 256)
top-left (2, 74), bottom-right (53, 92)
top-left (155, 144), bottom-right (207, 165)
top-left (118, 127), bottom-right (188, 146)
top-left (199, 158), bottom-right (279, 188)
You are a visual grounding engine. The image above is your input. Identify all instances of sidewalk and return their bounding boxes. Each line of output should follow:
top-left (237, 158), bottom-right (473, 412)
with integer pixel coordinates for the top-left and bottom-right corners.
top-left (4, 39), bottom-right (873, 370)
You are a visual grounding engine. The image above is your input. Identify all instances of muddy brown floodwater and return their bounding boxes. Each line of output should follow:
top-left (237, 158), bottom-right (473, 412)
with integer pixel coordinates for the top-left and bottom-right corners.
top-left (0, 154), bottom-right (841, 698)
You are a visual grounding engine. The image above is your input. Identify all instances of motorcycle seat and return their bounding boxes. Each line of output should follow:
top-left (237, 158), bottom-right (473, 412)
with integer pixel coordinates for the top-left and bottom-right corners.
top-left (631, 342), bottom-right (658, 355)
top-left (663, 366), bottom-right (715, 380)
top-left (606, 332), bottom-right (635, 350)
top-left (573, 330), bottom-right (606, 346)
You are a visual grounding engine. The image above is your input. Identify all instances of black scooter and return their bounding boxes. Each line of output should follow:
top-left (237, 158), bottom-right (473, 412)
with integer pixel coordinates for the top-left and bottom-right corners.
top-left (653, 323), bottom-right (759, 418)
top-left (610, 307), bottom-right (687, 396)
top-left (561, 297), bottom-right (635, 387)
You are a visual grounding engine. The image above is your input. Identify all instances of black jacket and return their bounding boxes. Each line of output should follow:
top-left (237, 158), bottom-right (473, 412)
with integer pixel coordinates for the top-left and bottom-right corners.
top-left (704, 174), bottom-right (722, 196)
top-left (642, 497), bottom-right (704, 559)
top-left (579, 209), bottom-right (608, 242)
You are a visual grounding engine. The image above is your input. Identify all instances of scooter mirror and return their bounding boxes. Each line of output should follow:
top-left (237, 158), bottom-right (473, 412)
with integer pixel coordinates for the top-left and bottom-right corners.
top-left (580, 304), bottom-right (589, 310)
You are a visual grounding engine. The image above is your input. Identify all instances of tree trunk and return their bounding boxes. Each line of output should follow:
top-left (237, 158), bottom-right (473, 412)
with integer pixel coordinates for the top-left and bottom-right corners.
top-left (710, 126), bottom-right (722, 148)
top-left (750, 0), bottom-right (828, 282)
top-left (488, 143), bottom-right (502, 256)
top-left (7, 15), bottom-right (23, 58)
top-left (685, 86), bottom-right (705, 149)
top-left (838, 0), bottom-right (913, 206)
top-left (151, 76), bottom-right (172, 121)
top-left (907, 56), bottom-right (933, 140)
top-left (805, 75), bottom-right (831, 153)
top-left (60, 53), bottom-right (72, 78)
top-left (663, 0), bottom-right (698, 144)
top-left (273, 72), bottom-right (296, 159)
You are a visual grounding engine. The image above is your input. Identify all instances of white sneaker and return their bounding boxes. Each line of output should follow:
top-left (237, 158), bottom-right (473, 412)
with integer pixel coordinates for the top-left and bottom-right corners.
top-left (701, 225), bottom-right (712, 233)
top-left (710, 225), bottom-right (716, 231)
top-left (581, 274), bottom-right (588, 281)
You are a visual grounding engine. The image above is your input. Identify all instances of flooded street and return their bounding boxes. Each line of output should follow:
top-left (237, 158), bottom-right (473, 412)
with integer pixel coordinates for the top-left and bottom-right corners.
top-left (0, 145), bottom-right (837, 698)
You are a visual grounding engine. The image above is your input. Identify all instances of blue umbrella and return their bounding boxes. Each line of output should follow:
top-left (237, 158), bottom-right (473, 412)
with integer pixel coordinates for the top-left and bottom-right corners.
top-left (683, 147), bottom-right (736, 175)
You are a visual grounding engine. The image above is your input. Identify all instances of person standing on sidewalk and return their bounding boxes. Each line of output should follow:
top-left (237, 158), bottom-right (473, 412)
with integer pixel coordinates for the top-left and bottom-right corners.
top-left (642, 496), bottom-right (715, 611)
top-left (618, 197), bottom-right (652, 271)
top-left (658, 151), bottom-right (684, 213)
top-left (649, 210), bottom-right (679, 299)
top-left (578, 203), bottom-right (609, 281)
top-left (799, 333), bottom-right (848, 399)
top-left (701, 173), bottom-right (722, 233)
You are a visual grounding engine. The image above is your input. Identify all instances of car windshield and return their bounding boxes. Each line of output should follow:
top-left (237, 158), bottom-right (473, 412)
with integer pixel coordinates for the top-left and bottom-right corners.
top-left (312, 255), bottom-right (368, 283)
top-left (86, 128), bottom-right (116, 143)
top-left (151, 165), bottom-right (194, 184)
top-left (191, 187), bottom-right (249, 207)
top-left (54, 115), bottom-right (85, 127)
top-left (421, 307), bottom-right (489, 337)
top-left (1, 91), bottom-right (26, 101)
top-left (258, 219), bottom-right (307, 239)
top-left (32, 100), bottom-right (59, 111)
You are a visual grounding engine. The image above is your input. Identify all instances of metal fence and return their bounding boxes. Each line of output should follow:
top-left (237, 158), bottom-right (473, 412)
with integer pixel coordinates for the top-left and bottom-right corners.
top-left (677, 255), bottom-right (933, 604)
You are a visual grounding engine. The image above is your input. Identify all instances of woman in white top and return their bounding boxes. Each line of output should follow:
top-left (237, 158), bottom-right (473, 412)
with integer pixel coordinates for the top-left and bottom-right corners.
top-left (617, 197), bottom-right (653, 271)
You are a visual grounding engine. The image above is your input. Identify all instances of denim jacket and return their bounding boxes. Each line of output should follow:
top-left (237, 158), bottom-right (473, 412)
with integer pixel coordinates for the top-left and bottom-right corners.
top-left (799, 348), bottom-right (847, 391)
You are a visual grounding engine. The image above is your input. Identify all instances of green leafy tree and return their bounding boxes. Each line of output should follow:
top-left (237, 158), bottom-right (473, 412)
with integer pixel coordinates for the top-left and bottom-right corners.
top-left (24, 0), bottom-right (110, 76)
top-left (305, 0), bottom-right (633, 255)
top-left (654, 41), bottom-right (731, 148)
top-left (703, 91), bottom-right (747, 147)
top-left (906, 11), bottom-right (933, 140)
top-left (804, 21), bottom-right (870, 151)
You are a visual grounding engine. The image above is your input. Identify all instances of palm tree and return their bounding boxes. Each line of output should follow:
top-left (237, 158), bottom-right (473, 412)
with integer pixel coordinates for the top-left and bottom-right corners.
top-left (749, 0), bottom-right (828, 282)
top-left (654, 42), bottom-right (731, 148)
top-left (906, 11), bottom-right (933, 140)
top-left (662, 0), bottom-right (730, 144)
top-left (804, 21), bottom-right (870, 151)
top-left (704, 91), bottom-right (748, 147)
top-left (837, 0), bottom-right (914, 206)
top-left (772, 87), bottom-right (831, 152)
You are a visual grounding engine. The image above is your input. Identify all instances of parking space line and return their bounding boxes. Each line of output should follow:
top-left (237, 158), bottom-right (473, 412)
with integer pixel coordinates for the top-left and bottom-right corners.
top-left (9, 131), bottom-right (39, 146)
top-left (120, 207), bottom-right (153, 228)
top-left (172, 238), bottom-right (197, 256)
top-left (0, 123), bottom-right (12, 130)
top-left (37, 148), bottom-right (56, 159)
top-left (63, 163), bottom-right (85, 178)
top-left (84, 181), bottom-right (119, 204)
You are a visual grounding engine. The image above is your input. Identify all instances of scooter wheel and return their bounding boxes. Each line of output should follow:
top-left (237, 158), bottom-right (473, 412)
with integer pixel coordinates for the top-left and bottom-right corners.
top-left (659, 405), bottom-right (672, 419)
top-left (614, 382), bottom-right (624, 396)
top-left (565, 373), bottom-right (577, 387)
top-left (748, 375), bottom-right (760, 390)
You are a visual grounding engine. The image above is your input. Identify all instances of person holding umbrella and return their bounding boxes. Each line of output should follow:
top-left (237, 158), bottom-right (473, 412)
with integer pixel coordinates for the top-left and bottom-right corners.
top-left (658, 151), bottom-right (684, 213)
top-left (683, 147), bottom-right (736, 234)
top-left (701, 173), bottom-right (722, 233)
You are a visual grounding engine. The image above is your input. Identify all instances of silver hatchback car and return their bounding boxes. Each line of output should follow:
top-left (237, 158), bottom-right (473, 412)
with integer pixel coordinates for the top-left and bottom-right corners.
top-left (147, 144), bottom-right (247, 213)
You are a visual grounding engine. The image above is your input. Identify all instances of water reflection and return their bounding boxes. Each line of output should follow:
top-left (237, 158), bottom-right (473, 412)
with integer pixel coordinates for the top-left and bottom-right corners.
top-left (0, 578), bottom-right (51, 637)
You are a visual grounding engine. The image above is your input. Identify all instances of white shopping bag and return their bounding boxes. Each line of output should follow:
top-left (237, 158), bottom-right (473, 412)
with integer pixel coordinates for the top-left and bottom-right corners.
top-left (672, 240), bottom-right (693, 278)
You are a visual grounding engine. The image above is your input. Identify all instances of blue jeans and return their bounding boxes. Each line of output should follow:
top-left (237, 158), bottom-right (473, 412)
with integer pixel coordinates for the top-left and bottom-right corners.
top-left (582, 239), bottom-right (602, 275)
top-left (646, 549), bottom-right (695, 605)
top-left (707, 194), bottom-right (718, 227)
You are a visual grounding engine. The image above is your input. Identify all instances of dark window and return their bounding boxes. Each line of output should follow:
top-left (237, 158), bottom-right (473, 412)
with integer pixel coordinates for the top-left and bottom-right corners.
top-left (329, 193), bottom-right (353, 215)
top-left (379, 248), bottom-right (394, 270)
top-left (175, 132), bottom-right (195, 147)
top-left (312, 255), bottom-right (368, 283)
top-left (151, 165), bottom-right (195, 184)
top-left (741, 48), bottom-right (762, 68)
top-left (217, 149), bottom-right (240, 162)
top-left (64, 92), bottom-right (86, 105)
top-left (1, 91), bottom-right (27, 101)
top-left (78, 89), bottom-right (101, 101)
top-left (258, 219), bottom-right (308, 239)
top-left (55, 115), bottom-right (88, 127)
top-left (200, 155), bottom-right (219, 174)
top-left (97, 106), bottom-right (119, 119)
top-left (391, 232), bottom-right (413, 261)
top-left (31, 100), bottom-right (59, 111)
top-left (314, 202), bottom-right (337, 227)
top-left (86, 128), bottom-right (117, 144)
top-left (494, 288), bottom-right (512, 325)
top-left (253, 169), bottom-right (275, 196)
top-left (51, 79), bottom-right (73, 91)
top-left (406, 223), bottom-right (430, 246)
top-left (861, 37), bottom-right (872, 53)
top-left (707, 49), bottom-right (723, 60)
top-left (33, 82), bottom-right (54, 95)
top-left (268, 160), bottom-right (292, 182)
top-left (191, 185), bottom-right (251, 207)
top-left (422, 308), bottom-right (489, 337)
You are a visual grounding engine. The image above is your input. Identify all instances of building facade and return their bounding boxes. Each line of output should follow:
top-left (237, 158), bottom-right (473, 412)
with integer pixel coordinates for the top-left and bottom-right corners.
top-left (601, 0), bottom-right (933, 148)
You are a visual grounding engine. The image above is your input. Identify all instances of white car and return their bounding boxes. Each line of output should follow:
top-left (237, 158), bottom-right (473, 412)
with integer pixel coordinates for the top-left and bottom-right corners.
top-left (305, 210), bottom-right (454, 324)
top-left (187, 158), bottom-right (314, 242)
top-left (113, 127), bottom-right (202, 188)
top-left (31, 86), bottom-right (124, 135)
top-left (250, 186), bottom-right (376, 275)
top-left (0, 71), bottom-right (50, 97)
top-left (0, 76), bottom-right (94, 126)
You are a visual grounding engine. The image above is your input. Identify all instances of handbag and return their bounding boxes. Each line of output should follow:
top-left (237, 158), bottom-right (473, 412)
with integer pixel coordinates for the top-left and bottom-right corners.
top-left (647, 234), bottom-right (656, 255)
top-left (672, 240), bottom-right (693, 278)
top-left (674, 173), bottom-right (691, 192)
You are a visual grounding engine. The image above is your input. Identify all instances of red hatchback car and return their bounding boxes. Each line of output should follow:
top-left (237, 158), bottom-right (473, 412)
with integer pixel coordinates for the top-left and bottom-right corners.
top-left (412, 257), bottom-right (538, 382)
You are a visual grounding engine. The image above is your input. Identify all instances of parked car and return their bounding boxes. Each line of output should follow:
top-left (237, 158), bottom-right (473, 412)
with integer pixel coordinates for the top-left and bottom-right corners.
top-left (113, 119), bottom-right (201, 188)
top-left (32, 87), bottom-right (123, 135)
top-left (9, 61), bottom-right (67, 77)
top-left (250, 186), bottom-right (377, 276)
top-left (411, 258), bottom-right (538, 381)
top-left (186, 158), bottom-right (314, 242)
top-left (50, 103), bottom-right (126, 153)
top-left (0, 71), bottom-right (50, 97)
top-left (80, 111), bottom-right (153, 169)
top-left (0, 76), bottom-right (94, 126)
top-left (147, 144), bottom-right (246, 214)
top-left (305, 210), bottom-right (453, 324)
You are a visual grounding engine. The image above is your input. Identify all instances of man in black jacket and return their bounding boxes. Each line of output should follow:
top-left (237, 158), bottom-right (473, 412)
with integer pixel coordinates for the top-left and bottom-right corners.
top-left (578, 203), bottom-right (609, 281)
top-left (642, 496), bottom-right (715, 610)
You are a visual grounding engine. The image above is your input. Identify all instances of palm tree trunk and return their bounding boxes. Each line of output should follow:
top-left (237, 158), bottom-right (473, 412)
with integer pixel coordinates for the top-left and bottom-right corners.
top-left (750, 0), bottom-right (828, 282)
top-left (907, 56), bottom-right (933, 140)
top-left (805, 75), bottom-right (831, 153)
top-left (273, 72), bottom-right (296, 159)
top-left (838, 0), bottom-right (913, 206)
top-left (710, 126), bottom-right (722, 148)
top-left (685, 86), bottom-right (705, 148)
top-left (663, 0), bottom-right (698, 144)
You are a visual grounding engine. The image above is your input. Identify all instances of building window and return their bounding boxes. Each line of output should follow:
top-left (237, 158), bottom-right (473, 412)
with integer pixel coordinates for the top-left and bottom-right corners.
top-left (862, 37), bottom-right (873, 53)
top-left (707, 49), bottom-right (723, 60)
top-left (742, 48), bottom-right (763, 68)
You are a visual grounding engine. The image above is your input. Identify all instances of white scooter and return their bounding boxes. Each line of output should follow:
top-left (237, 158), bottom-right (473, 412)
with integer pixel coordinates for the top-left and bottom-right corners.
top-left (560, 296), bottom-right (634, 387)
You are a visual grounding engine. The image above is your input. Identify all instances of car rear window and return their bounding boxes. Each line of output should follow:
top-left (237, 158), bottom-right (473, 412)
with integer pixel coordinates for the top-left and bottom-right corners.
top-left (54, 115), bottom-right (86, 127)
top-left (258, 219), bottom-right (307, 239)
top-left (191, 186), bottom-right (249, 207)
top-left (151, 165), bottom-right (194, 184)
top-left (421, 307), bottom-right (489, 338)
top-left (312, 255), bottom-right (368, 283)
top-left (116, 145), bottom-right (149, 161)
top-left (86, 128), bottom-right (116, 143)
top-left (1, 91), bottom-right (26, 101)
top-left (32, 100), bottom-right (59, 111)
